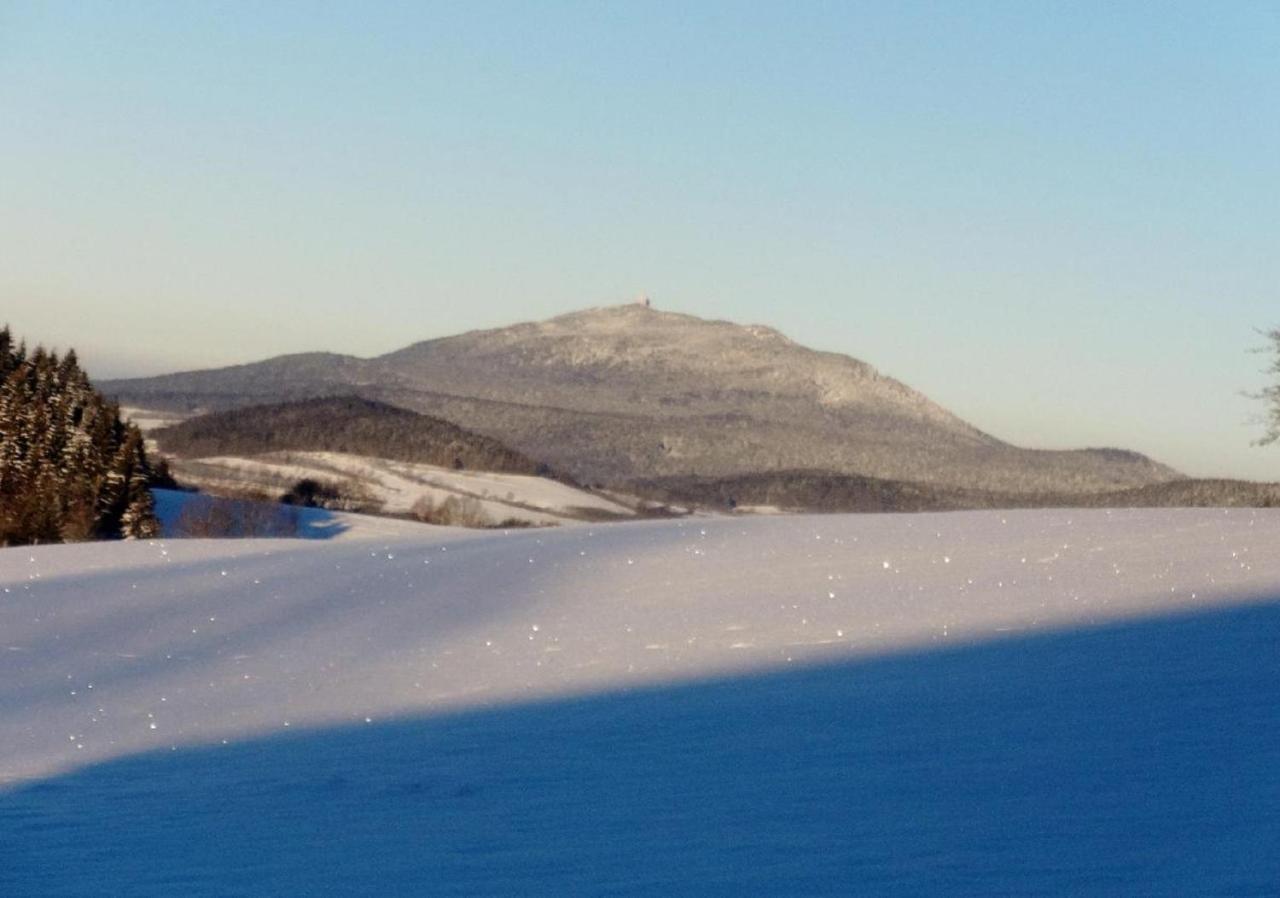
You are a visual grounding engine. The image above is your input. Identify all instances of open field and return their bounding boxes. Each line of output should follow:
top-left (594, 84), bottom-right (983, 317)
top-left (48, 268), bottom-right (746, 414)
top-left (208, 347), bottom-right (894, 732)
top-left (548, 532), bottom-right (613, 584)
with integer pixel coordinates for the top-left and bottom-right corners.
top-left (2, 507), bottom-right (1279, 894)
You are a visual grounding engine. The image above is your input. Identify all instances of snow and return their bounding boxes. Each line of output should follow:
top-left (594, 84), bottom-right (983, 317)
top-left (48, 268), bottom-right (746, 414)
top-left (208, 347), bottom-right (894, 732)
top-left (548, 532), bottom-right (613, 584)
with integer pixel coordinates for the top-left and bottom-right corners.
top-left (171, 450), bottom-right (636, 526)
top-left (731, 503), bottom-right (785, 515)
top-left (151, 488), bottom-right (438, 542)
top-left (120, 406), bottom-right (189, 433)
top-left (2, 508), bottom-right (1279, 894)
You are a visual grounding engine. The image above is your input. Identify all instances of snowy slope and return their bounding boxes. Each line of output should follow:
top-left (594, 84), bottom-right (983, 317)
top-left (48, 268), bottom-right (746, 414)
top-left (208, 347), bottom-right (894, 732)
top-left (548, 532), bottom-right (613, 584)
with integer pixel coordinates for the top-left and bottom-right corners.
top-left (119, 405), bottom-right (187, 433)
top-left (3, 509), bottom-right (1279, 895)
top-left (170, 450), bottom-right (638, 526)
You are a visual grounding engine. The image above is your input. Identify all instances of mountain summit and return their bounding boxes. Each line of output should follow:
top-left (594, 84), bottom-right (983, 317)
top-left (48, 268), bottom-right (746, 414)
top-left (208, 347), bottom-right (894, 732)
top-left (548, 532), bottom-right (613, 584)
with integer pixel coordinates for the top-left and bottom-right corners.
top-left (104, 304), bottom-right (1176, 492)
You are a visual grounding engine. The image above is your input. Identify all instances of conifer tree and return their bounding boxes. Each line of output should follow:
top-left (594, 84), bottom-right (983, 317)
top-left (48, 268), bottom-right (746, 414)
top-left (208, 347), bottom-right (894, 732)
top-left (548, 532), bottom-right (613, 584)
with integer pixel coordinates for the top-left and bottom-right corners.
top-left (0, 327), bottom-right (162, 545)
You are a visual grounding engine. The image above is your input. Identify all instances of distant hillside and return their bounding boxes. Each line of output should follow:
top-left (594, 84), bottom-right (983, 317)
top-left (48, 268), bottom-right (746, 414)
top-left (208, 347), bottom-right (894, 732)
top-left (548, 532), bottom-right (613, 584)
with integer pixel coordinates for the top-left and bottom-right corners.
top-left (630, 471), bottom-right (1280, 513)
top-left (106, 304), bottom-right (1180, 494)
top-left (153, 397), bottom-right (550, 477)
top-left (629, 470), bottom-right (976, 513)
top-left (1073, 478), bottom-right (1280, 509)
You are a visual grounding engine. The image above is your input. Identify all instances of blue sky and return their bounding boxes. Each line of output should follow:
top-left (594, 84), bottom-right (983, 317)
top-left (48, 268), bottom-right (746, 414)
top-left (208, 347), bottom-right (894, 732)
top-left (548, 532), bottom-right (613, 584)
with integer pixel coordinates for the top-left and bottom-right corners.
top-left (2, 2), bottom-right (1277, 478)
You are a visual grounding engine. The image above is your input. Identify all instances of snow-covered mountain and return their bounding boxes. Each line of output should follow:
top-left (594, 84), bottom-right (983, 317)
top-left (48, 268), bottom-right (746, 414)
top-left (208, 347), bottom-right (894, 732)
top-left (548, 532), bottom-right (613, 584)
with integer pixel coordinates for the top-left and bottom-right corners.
top-left (103, 304), bottom-right (1178, 493)
top-left (3, 508), bottom-right (1278, 893)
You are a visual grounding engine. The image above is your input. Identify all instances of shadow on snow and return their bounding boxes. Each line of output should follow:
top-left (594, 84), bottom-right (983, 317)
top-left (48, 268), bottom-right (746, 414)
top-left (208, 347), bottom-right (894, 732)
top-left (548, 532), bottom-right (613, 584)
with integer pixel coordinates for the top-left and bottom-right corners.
top-left (153, 489), bottom-right (352, 541)
top-left (3, 600), bottom-right (1279, 896)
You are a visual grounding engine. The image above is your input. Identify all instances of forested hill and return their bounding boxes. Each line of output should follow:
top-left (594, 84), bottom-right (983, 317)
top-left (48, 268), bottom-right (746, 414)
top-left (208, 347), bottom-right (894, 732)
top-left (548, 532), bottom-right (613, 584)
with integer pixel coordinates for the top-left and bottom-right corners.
top-left (628, 470), bottom-right (1280, 514)
top-left (103, 304), bottom-right (1180, 493)
top-left (152, 396), bottom-right (553, 477)
top-left (0, 327), bottom-right (159, 545)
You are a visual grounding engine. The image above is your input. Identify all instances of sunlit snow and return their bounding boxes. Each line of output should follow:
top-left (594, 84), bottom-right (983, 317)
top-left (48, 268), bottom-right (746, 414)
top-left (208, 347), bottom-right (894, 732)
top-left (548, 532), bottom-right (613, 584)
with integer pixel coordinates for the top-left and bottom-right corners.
top-left (2, 507), bottom-right (1278, 894)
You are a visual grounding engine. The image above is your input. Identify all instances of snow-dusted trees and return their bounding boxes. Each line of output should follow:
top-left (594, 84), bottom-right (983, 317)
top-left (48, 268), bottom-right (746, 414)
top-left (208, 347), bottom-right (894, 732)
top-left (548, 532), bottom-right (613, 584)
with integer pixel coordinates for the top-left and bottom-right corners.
top-left (1255, 328), bottom-right (1280, 447)
top-left (0, 327), bottom-right (161, 545)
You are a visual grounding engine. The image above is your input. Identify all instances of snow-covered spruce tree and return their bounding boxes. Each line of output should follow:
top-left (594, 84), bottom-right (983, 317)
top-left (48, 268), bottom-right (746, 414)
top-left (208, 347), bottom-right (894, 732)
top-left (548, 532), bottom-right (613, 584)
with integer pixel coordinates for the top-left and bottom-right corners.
top-left (0, 327), bottom-right (162, 545)
top-left (119, 430), bottom-right (161, 539)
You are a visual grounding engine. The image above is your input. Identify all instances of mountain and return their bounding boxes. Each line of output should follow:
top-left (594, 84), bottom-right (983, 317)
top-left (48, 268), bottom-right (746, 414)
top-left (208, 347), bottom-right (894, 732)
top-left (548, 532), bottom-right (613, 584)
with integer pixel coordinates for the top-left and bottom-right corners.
top-left (104, 304), bottom-right (1178, 493)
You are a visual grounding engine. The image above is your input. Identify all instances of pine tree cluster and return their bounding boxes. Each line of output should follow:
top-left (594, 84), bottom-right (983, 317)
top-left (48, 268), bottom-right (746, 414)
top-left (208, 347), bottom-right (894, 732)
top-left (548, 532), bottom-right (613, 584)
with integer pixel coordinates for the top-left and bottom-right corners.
top-left (0, 327), bottom-right (160, 545)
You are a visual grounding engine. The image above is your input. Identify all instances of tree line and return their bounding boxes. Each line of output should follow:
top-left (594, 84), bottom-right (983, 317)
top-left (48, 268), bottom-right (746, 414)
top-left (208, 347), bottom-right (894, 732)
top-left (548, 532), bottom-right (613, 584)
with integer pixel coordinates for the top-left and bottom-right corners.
top-left (153, 395), bottom-right (555, 477)
top-left (627, 469), bottom-right (1280, 515)
top-left (0, 326), bottom-right (161, 545)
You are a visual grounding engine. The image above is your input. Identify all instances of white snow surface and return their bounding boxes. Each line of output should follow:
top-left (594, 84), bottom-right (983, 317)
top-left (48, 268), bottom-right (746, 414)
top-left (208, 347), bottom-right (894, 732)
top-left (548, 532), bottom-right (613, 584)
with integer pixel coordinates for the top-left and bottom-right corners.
top-left (2, 508), bottom-right (1279, 895)
top-left (173, 450), bottom-right (635, 525)
top-left (120, 405), bottom-right (188, 433)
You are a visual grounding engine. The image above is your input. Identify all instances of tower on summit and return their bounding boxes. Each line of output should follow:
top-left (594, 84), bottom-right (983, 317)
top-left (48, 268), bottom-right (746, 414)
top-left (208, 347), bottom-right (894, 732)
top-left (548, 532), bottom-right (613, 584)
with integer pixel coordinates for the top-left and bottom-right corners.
top-left (634, 292), bottom-right (652, 308)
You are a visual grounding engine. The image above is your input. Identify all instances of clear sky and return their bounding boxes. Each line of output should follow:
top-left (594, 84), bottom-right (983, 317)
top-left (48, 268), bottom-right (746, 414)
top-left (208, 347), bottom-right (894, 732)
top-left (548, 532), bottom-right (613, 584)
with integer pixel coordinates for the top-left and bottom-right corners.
top-left (2, 2), bottom-right (1277, 479)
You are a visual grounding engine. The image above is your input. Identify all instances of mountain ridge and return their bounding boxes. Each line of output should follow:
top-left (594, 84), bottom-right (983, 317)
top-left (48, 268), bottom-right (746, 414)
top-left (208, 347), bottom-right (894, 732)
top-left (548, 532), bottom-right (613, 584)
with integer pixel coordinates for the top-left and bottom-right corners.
top-left (104, 303), bottom-right (1178, 493)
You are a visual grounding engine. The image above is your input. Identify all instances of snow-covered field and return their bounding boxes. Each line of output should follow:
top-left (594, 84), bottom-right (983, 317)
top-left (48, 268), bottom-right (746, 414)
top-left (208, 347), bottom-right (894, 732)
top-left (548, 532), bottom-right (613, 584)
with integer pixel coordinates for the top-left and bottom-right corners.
top-left (120, 405), bottom-right (188, 435)
top-left (3, 508), bottom-right (1279, 895)
top-left (170, 450), bottom-right (638, 526)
